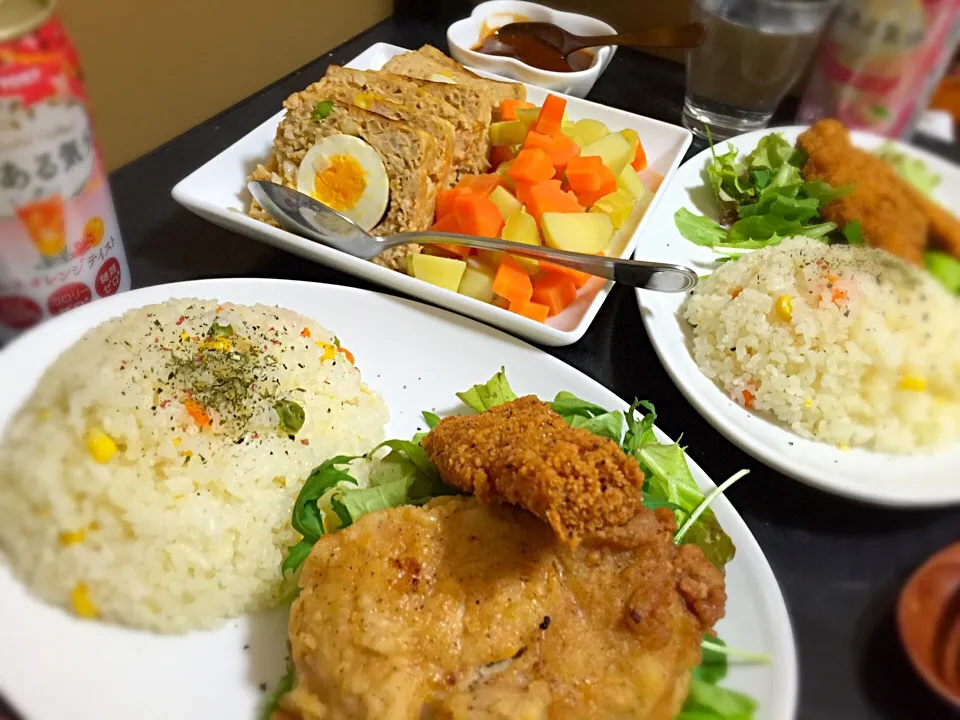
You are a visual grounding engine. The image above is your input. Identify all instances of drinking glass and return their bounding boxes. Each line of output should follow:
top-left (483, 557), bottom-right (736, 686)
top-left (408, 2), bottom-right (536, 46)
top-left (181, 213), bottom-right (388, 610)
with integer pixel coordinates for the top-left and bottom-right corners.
top-left (682, 0), bottom-right (838, 140)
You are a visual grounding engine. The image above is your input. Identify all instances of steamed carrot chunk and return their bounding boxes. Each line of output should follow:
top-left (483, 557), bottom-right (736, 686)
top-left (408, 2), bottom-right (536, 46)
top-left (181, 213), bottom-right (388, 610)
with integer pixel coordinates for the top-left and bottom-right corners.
top-left (531, 272), bottom-right (578, 315)
top-left (457, 174), bottom-right (501, 197)
top-left (632, 140), bottom-right (648, 171)
top-left (428, 214), bottom-right (471, 257)
top-left (523, 130), bottom-right (581, 171)
top-left (508, 297), bottom-right (550, 323)
top-left (507, 148), bottom-right (556, 183)
top-left (565, 155), bottom-right (618, 208)
top-left (454, 193), bottom-right (504, 238)
top-left (534, 94), bottom-right (566, 136)
top-left (523, 180), bottom-right (583, 222)
top-left (500, 98), bottom-right (534, 121)
top-left (492, 255), bottom-right (533, 304)
top-left (538, 261), bottom-right (591, 289)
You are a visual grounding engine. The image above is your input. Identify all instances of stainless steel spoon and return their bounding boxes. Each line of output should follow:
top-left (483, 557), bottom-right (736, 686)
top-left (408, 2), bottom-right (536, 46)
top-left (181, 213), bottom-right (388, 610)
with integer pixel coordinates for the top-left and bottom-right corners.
top-left (248, 181), bottom-right (698, 293)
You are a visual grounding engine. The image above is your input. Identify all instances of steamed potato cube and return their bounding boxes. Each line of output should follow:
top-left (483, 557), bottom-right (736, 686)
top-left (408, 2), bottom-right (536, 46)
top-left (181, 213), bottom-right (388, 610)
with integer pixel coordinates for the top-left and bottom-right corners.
top-left (500, 210), bottom-right (541, 273)
top-left (458, 261), bottom-right (496, 303)
top-left (514, 106), bottom-right (541, 128)
top-left (619, 128), bottom-right (640, 157)
top-left (411, 254), bottom-right (467, 292)
top-left (589, 188), bottom-right (635, 229)
top-left (495, 160), bottom-right (516, 192)
top-left (477, 248), bottom-right (503, 268)
top-left (580, 132), bottom-right (633, 177)
top-left (540, 212), bottom-right (613, 254)
top-left (489, 121), bottom-right (528, 147)
top-left (489, 185), bottom-right (522, 221)
top-left (617, 165), bottom-right (647, 200)
top-left (570, 118), bottom-right (610, 148)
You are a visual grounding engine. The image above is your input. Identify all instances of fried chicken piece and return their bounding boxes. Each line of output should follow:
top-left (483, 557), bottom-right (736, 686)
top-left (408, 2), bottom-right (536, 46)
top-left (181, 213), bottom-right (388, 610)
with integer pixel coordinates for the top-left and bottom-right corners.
top-left (278, 497), bottom-right (725, 720)
top-left (798, 119), bottom-right (928, 265)
top-left (902, 181), bottom-right (960, 259)
top-left (421, 396), bottom-right (645, 546)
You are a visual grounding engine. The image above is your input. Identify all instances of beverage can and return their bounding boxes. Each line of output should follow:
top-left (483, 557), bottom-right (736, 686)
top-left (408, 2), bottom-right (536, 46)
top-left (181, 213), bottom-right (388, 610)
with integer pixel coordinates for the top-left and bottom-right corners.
top-left (0, 0), bottom-right (130, 343)
top-left (798, 0), bottom-right (960, 137)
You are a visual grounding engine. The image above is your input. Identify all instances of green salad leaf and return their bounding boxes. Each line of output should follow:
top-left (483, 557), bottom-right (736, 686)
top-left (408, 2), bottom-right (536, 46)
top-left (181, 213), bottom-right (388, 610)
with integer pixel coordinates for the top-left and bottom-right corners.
top-left (877, 142), bottom-right (941, 197)
top-left (456, 366), bottom-right (518, 412)
top-left (744, 132), bottom-right (796, 171)
top-left (675, 208), bottom-right (728, 247)
top-left (925, 250), bottom-right (960, 294)
top-left (260, 663), bottom-right (295, 720)
top-left (679, 678), bottom-right (758, 719)
top-left (693, 635), bottom-right (729, 684)
top-left (553, 388), bottom-right (736, 568)
top-left (675, 131), bottom-right (847, 256)
top-left (843, 219), bottom-right (864, 245)
top-left (283, 455), bottom-right (359, 573)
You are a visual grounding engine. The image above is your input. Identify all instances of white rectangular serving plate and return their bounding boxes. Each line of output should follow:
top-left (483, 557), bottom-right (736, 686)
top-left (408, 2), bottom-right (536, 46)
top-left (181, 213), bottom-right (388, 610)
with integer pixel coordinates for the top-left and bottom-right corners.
top-left (171, 42), bottom-right (692, 346)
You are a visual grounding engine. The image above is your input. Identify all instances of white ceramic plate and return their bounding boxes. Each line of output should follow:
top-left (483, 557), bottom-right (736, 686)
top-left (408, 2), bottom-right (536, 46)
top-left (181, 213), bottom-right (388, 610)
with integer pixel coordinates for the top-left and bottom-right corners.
top-left (636, 125), bottom-right (960, 507)
top-left (0, 279), bottom-right (794, 719)
top-left (171, 42), bottom-right (692, 347)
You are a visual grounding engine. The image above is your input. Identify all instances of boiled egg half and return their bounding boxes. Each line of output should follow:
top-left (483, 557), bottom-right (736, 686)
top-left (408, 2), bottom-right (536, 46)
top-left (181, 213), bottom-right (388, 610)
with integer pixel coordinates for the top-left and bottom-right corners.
top-left (295, 134), bottom-right (389, 231)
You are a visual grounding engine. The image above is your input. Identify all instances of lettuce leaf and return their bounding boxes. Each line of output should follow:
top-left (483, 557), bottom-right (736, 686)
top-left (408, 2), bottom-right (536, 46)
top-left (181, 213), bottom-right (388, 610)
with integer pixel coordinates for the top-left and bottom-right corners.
top-left (283, 455), bottom-right (359, 573)
top-left (925, 250), bottom-right (960, 294)
top-left (877, 142), bottom-right (941, 197)
top-left (843, 220), bottom-right (864, 246)
top-left (457, 366), bottom-right (518, 412)
top-left (675, 208), bottom-right (728, 247)
top-left (676, 131), bottom-right (847, 256)
top-left (679, 678), bottom-right (757, 719)
top-left (744, 132), bottom-right (794, 171)
top-left (259, 663), bottom-right (295, 720)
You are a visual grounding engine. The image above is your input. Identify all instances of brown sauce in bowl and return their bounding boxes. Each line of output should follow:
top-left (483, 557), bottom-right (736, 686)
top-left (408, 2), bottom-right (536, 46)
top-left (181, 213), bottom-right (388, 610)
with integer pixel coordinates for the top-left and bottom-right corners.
top-left (472, 18), bottom-right (596, 73)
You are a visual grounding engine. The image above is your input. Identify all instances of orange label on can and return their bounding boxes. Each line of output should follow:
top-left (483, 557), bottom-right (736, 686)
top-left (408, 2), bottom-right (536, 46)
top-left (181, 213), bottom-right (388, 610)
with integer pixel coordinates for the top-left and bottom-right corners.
top-left (0, 14), bottom-right (128, 341)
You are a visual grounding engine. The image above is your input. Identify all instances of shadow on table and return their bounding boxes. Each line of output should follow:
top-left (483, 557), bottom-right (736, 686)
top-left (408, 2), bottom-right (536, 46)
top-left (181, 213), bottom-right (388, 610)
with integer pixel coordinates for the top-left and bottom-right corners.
top-left (128, 209), bottom-right (382, 290)
top-left (858, 589), bottom-right (960, 719)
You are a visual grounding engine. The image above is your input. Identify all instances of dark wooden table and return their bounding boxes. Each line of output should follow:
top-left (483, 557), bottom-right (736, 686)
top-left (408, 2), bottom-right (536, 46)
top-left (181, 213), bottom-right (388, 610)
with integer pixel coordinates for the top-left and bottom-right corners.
top-left (92, 15), bottom-right (960, 720)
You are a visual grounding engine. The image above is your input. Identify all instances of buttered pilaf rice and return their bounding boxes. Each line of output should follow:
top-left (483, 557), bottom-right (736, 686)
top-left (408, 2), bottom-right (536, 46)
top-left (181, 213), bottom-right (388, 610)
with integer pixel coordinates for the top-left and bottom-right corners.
top-left (683, 236), bottom-right (960, 452)
top-left (0, 300), bottom-right (387, 632)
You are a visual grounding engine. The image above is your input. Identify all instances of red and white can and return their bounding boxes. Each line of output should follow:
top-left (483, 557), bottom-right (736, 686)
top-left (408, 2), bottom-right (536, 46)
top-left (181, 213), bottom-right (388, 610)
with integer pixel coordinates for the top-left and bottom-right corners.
top-left (798, 0), bottom-right (960, 137)
top-left (0, 0), bottom-right (129, 343)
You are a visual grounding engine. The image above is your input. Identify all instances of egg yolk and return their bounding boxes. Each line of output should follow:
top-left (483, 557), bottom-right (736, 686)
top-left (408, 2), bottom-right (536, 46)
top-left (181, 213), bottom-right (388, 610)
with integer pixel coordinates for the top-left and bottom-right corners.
top-left (312, 154), bottom-right (367, 211)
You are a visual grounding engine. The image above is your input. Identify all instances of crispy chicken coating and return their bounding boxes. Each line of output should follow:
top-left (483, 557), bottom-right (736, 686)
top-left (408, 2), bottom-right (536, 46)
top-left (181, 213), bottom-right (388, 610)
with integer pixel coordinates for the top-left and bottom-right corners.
top-left (420, 395), bottom-right (645, 546)
top-left (798, 119), bottom-right (928, 265)
top-left (277, 497), bottom-right (725, 720)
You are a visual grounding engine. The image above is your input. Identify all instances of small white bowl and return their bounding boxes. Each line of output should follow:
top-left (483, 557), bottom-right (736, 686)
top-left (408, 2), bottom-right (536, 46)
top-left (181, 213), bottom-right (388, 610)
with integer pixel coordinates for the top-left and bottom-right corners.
top-left (447, 0), bottom-right (616, 98)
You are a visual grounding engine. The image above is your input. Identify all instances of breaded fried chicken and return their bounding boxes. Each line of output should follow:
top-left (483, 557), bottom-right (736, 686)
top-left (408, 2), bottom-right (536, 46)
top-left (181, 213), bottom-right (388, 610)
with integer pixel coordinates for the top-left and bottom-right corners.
top-left (421, 395), bottom-right (645, 546)
top-left (798, 119), bottom-right (928, 264)
top-left (278, 497), bottom-right (725, 720)
top-left (902, 181), bottom-right (960, 259)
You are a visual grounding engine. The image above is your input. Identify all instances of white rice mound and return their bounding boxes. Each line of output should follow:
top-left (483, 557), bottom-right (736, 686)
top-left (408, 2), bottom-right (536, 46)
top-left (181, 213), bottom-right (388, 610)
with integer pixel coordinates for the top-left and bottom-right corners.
top-left (0, 299), bottom-right (387, 632)
top-left (683, 237), bottom-right (960, 453)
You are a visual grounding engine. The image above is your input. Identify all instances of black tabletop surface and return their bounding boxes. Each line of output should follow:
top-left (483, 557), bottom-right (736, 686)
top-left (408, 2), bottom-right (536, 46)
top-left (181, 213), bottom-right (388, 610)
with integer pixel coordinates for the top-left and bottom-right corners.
top-left (97, 15), bottom-right (960, 720)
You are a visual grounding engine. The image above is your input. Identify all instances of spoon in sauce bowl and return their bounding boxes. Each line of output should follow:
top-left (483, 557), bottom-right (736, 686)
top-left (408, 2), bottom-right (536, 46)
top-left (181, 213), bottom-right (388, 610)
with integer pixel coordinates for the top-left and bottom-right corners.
top-left (898, 541), bottom-right (960, 709)
top-left (474, 22), bottom-right (707, 73)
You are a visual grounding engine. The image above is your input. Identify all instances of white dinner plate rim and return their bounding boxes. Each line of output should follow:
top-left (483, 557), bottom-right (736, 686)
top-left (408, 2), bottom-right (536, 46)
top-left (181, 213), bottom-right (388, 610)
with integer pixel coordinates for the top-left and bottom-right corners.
top-left (170, 41), bottom-right (693, 347)
top-left (635, 124), bottom-right (960, 507)
top-left (0, 277), bottom-right (796, 720)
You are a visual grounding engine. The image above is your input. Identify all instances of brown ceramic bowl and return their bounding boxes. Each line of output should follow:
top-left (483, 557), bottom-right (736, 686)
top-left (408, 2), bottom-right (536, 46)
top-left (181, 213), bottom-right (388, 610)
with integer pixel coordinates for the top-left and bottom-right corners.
top-left (898, 542), bottom-right (960, 708)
